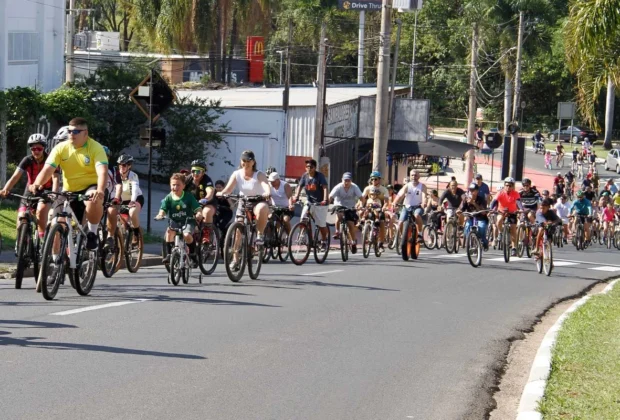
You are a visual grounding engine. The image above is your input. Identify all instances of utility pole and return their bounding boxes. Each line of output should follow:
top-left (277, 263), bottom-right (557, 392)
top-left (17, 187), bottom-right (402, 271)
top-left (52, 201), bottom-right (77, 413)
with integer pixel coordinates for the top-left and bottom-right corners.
top-left (465, 23), bottom-right (479, 188)
top-left (313, 21), bottom-right (327, 162)
top-left (357, 11), bottom-right (366, 84)
top-left (387, 19), bottom-right (402, 138)
top-left (146, 67), bottom-right (154, 234)
top-left (0, 108), bottom-right (6, 186)
top-left (66, 0), bottom-right (75, 83)
top-left (409, 10), bottom-right (418, 98)
top-left (283, 17), bottom-right (292, 112)
top-left (372, 0), bottom-right (392, 177)
top-left (509, 10), bottom-right (525, 179)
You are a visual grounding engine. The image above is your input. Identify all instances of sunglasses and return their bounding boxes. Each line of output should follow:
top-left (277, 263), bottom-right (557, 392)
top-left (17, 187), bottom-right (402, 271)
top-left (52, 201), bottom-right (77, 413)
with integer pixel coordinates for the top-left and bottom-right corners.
top-left (119, 163), bottom-right (129, 167)
top-left (242, 159), bottom-right (254, 163)
top-left (306, 165), bottom-right (315, 169)
top-left (30, 146), bottom-right (44, 152)
top-left (68, 129), bottom-right (85, 135)
top-left (191, 170), bottom-right (202, 174)
top-left (370, 178), bottom-right (380, 181)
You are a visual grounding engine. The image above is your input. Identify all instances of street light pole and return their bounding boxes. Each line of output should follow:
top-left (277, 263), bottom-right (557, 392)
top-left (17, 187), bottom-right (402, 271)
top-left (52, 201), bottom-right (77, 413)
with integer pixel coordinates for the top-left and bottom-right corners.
top-left (276, 51), bottom-right (283, 85)
top-left (409, 9), bottom-right (418, 98)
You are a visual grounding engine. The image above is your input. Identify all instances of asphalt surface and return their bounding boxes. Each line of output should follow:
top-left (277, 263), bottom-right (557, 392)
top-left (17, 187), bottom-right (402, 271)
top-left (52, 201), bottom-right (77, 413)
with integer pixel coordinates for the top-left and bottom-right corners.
top-left (1, 242), bottom-right (618, 420)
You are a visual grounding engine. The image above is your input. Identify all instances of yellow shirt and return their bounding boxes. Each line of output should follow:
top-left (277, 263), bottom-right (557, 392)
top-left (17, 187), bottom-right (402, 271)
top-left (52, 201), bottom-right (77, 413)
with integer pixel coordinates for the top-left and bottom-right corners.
top-left (46, 138), bottom-right (108, 192)
top-left (614, 194), bottom-right (620, 206)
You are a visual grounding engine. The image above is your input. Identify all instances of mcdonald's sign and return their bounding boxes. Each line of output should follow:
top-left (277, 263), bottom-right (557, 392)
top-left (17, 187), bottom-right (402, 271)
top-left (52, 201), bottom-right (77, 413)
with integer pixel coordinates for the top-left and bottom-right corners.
top-left (247, 36), bottom-right (265, 83)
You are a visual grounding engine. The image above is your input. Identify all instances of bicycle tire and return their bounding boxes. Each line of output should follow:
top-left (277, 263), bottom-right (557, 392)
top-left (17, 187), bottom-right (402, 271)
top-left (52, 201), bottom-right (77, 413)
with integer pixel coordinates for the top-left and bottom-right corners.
top-left (400, 221), bottom-right (412, 261)
top-left (262, 223), bottom-right (273, 263)
top-left (362, 224), bottom-right (371, 259)
top-left (14, 223), bottom-right (30, 289)
top-left (340, 223), bottom-right (349, 262)
top-left (182, 252), bottom-right (190, 284)
top-left (162, 238), bottom-right (171, 273)
top-left (100, 229), bottom-right (122, 278)
top-left (516, 226), bottom-right (525, 258)
top-left (615, 230), bottom-right (620, 250)
top-left (525, 228), bottom-right (532, 258)
top-left (288, 222), bottom-right (311, 266)
top-left (73, 233), bottom-right (98, 296)
top-left (198, 226), bottom-right (219, 275)
top-left (575, 225), bottom-right (584, 250)
top-left (466, 232), bottom-right (482, 268)
top-left (503, 226), bottom-right (511, 263)
top-left (313, 227), bottom-right (330, 264)
top-left (395, 223), bottom-right (402, 255)
top-left (125, 228), bottom-right (144, 273)
top-left (169, 250), bottom-right (182, 286)
top-left (224, 222), bottom-right (247, 282)
top-left (39, 223), bottom-right (66, 300)
top-left (32, 232), bottom-right (41, 285)
top-left (410, 222), bottom-right (420, 260)
top-left (422, 225), bottom-right (437, 250)
top-left (543, 240), bottom-right (553, 276)
top-left (445, 221), bottom-right (457, 254)
top-left (248, 227), bottom-right (264, 280)
top-left (277, 225), bottom-right (290, 262)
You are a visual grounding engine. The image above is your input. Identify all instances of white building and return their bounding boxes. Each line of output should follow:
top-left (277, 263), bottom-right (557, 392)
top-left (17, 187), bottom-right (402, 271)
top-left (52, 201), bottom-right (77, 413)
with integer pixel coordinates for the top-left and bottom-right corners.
top-left (0, 0), bottom-right (65, 92)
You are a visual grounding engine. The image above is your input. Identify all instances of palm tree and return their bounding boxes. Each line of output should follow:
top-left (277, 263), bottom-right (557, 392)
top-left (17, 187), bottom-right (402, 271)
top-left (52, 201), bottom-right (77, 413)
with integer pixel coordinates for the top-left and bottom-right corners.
top-left (564, 0), bottom-right (620, 149)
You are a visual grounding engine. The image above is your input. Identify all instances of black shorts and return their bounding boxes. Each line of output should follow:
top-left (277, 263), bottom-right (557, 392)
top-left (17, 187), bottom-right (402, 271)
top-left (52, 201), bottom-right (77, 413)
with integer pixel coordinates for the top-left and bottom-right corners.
top-left (503, 213), bottom-right (518, 224)
top-left (18, 189), bottom-right (49, 211)
top-left (68, 185), bottom-right (106, 224)
top-left (577, 215), bottom-right (593, 224)
top-left (343, 208), bottom-right (359, 223)
top-left (121, 195), bottom-right (145, 208)
top-left (272, 207), bottom-right (294, 219)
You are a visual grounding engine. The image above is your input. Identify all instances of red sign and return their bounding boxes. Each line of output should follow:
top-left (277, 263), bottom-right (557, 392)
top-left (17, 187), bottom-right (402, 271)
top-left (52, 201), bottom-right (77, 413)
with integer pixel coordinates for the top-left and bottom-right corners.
top-left (246, 36), bottom-right (265, 83)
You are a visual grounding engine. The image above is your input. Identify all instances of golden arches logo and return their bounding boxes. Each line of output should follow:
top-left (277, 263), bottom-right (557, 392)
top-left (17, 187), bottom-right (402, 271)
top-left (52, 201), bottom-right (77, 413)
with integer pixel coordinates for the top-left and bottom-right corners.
top-left (343, 1), bottom-right (351, 9)
top-left (253, 40), bottom-right (264, 57)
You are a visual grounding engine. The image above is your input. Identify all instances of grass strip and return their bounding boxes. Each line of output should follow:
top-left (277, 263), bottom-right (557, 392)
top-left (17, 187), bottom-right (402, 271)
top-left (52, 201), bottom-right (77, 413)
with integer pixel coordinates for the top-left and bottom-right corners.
top-left (0, 201), bottom-right (18, 251)
top-left (539, 282), bottom-right (620, 419)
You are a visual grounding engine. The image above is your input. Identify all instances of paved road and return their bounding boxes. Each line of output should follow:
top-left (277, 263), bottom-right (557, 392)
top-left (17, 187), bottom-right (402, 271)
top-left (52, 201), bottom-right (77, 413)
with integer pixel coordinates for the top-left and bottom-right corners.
top-left (1, 243), bottom-right (618, 419)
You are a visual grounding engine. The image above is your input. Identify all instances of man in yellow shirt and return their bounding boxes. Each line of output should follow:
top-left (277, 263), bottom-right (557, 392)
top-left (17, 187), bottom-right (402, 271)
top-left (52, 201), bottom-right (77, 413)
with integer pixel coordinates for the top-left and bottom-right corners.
top-left (30, 117), bottom-right (108, 250)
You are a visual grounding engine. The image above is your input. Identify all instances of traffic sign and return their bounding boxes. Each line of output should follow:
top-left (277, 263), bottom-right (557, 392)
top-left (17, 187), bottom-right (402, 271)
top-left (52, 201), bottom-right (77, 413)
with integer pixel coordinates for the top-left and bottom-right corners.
top-left (521, 101), bottom-right (526, 109)
top-left (129, 70), bottom-right (176, 122)
top-left (485, 132), bottom-right (503, 149)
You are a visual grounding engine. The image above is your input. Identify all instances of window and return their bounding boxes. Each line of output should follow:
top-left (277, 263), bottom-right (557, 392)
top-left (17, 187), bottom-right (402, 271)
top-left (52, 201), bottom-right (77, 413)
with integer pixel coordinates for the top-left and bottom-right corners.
top-left (8, 32), bottom-right (39, 63)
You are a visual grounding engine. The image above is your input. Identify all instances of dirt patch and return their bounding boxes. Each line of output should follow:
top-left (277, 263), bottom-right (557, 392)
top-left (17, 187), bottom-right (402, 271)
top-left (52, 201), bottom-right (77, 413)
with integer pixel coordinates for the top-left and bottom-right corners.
top-left (490, 282), bottom-right (608, 419)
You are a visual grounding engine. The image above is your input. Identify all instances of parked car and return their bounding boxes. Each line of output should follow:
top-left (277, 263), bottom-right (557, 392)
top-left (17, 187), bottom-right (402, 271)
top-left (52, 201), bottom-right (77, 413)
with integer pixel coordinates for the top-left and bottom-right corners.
top-left (605, 149), bottom-right (620, 174)
top-left (548, 126), bottom-right (598, 144)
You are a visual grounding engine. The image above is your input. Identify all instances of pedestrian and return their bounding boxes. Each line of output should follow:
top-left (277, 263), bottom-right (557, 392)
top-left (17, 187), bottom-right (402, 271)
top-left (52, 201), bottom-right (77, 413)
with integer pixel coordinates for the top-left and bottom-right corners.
top-left (475, 126), bottom-right (484, 151)
top-left (474, 173), bottom-right (491, 204)
top-left (544, 150), bottom-right (552, 169)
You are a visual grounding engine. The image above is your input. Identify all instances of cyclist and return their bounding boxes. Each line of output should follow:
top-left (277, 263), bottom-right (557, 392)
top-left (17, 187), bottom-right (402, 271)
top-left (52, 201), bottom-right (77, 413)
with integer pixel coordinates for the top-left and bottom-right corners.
top-left (0, 134), bottom-right (60, 238)
top-left (569, 190), bottom-right (593, 244)
top-left (583, 185), bottom-right (596, 203)
top-left (292, 158), bottom-right (329, 251)
top-left (109, 154), bottom-right (143, 245)
top-left (491, 177), bottom-right (523, 256)
top-left (329, 172), bottom-right (362, 253)
top-left (155, 173), bottom-right (203, 265)
top-left (571, 147), bottom-right (579, 171)
top-left (439, 179), bottom-right (465, 227)
top-left (602, 178), bottom-right (618, 196)
top-left (554, 177), bottom-right (566, 198)
top-left (184, 159), bottom-right (216, 243)
top-left (268, 171), bottom-right (294, 233)
top-left (474, 173), bottom-right (491, 204)
top-left (519, 178), bottom-right (540, 223)
top-left (30, 117), bottom-right (108, 250)
top-left (361, 171), bottom-right (389, 250)
top-left (425, 189), bottom-right (442, 230)
top-left (554, 195), bottom-right (570, 243)
top-left (458, 183), bottom-right (490, 250)
top-left (214, 180), bottom-right (234, 235)
top-left (394, 169), bottom-right (427, 241)
top-left (362, 186), bottom-right (384, 225)
top-left (555, 142), bottom-right (565, 166)
top-left (532, 198), bottom-right (563, 255)
top-left (601, 201), bottom-right (616, 242)
top-left (565, 170), bottom-right (575, 197)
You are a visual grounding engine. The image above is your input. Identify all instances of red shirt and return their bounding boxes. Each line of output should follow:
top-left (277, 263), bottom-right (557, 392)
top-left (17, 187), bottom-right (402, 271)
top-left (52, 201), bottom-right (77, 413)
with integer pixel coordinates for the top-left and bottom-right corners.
top-left (496, 190), bottom-right (521, 213)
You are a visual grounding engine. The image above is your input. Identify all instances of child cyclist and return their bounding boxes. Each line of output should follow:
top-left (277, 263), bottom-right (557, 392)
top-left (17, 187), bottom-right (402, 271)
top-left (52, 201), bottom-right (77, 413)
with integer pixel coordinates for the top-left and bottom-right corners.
top-left (155, 173), bottom-right (203, 266)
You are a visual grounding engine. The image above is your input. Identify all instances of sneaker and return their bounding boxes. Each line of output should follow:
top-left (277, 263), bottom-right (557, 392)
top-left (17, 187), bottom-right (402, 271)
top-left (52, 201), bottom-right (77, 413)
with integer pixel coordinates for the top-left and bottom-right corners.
top-left (190, 255), bottom-right (198, 268)
top-left (255, 234), bottom-right (265, 246)
top-left (86, 232), bottom-right (98, 251)
top-left (333, 232), bottom-right (341, 240)
top-left (105, 236), bottom-right (115, 249)
top-left (319, 241), bottom-right (327, 252)
top-left (563, 238), bottom-right (568, 244)
top-left (229, 260), bottom-right (240, 271)
top-left (379, 242), bottom-right (385, 251)
top-left (351, 242), bottom-right (358, 254)
top-left (511, 248), bottom-right (517, 257)
top-left (483, 243), bottom-right (489, 252)
top-left (162, 254), bottom-right (171, 264)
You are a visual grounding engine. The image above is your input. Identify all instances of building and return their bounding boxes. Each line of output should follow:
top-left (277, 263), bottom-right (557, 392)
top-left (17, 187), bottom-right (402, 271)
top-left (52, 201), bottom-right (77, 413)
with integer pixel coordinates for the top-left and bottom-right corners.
top-left (0, 0), bottom-right (65, 92)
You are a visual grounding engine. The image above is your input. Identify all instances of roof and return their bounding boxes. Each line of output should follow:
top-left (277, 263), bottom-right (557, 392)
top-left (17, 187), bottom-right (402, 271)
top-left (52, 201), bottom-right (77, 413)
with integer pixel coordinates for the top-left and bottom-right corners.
top-left (360, 139), bottom-right (475, 158)
top-left (176, 86), bottom-right (408, 108)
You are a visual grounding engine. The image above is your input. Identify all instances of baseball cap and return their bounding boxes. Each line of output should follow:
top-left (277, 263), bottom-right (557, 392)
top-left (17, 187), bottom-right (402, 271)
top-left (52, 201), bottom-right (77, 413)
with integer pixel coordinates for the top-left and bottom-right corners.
top-left (268, 172), bottom-right (280, 182)
top-left (475, 173), bottom-right (482, 180)
top-left (342, 172), bottom-right (352, 180)
top-left (241, 150), bottom-right (255, 161)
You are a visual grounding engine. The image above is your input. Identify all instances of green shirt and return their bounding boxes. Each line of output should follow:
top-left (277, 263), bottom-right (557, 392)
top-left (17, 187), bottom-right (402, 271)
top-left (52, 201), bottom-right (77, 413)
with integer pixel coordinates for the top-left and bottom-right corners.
top-left (160, 191), bottom-right (201, 224)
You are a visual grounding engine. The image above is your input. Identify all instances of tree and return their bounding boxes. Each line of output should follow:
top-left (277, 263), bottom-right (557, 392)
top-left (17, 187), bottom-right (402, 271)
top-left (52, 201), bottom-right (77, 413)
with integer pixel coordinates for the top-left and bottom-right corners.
top-left (91, 0), bottom-right (136, 51)
top-left (564, 0), bottom-right (620, 149)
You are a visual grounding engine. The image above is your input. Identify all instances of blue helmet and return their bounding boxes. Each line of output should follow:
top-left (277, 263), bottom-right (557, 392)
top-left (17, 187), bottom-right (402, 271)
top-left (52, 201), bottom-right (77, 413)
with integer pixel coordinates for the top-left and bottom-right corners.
top-left (370, 171), bottom-right (382, 179)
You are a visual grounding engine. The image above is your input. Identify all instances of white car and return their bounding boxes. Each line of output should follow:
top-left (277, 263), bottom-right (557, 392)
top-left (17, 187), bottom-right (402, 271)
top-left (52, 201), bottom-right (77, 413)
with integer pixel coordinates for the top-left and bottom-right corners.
top-left (605, 149), bottom-right (620, 174)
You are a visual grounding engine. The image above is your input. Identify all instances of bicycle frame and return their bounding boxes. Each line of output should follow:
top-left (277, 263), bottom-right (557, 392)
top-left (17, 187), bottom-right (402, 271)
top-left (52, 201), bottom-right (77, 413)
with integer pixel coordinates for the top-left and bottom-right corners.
top-left (49, 194), bottom-right (91, 269)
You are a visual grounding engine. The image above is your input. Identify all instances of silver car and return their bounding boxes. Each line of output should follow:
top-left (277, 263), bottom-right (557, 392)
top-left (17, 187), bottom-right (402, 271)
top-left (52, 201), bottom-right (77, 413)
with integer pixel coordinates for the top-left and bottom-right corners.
top-left (605, 149), bottom-right (620, 174)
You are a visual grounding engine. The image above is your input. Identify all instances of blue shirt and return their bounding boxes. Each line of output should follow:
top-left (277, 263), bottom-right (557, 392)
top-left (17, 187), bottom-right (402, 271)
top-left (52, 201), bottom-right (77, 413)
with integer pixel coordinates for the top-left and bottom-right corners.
top-left (570, 198), bottom-right (592, 216)
top-left (477, 182), bottom-right (490, 202)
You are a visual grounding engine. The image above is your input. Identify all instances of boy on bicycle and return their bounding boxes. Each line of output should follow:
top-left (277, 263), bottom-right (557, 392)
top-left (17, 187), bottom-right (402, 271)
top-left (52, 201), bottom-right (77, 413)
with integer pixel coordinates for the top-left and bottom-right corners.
top-left (156, 173), bottom-right (203, 265)
top-left (532, 198), bottom-right (562, 255)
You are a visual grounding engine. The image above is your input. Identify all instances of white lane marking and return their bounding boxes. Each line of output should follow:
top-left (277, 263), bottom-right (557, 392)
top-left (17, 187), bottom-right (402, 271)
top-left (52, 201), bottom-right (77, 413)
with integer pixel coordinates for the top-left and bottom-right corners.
top-left (300, 270), bottom-right (344, 276)
top-left (50, 299), bottom-right (150, 316)
top-left (554, 258), bottom-right (620, 267)
top-left (487, 257), bottom-right (531, 262)
top-left (551, 261), bottom-right (579, 267)
top-left (430, 254), bottom-right (467, 258)
top-left (588, 266), bottom-right (620, 272)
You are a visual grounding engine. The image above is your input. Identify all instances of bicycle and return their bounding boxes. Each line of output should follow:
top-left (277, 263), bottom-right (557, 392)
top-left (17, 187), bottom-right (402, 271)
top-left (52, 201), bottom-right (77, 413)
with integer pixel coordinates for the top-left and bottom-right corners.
top-left (570, 215), bottom-right (587, 251)
top-left (603, 220), bottom-right (615, 249)
top-left (421, 214), bottom-right (439, 250)
top-left (555, 153), bottom-right (565, 168)
top-left (9, 193), bottom-right (51, 289)
top-left (262, 207), bottom-right (290, 263)
top-left (331, 206), bottom-right (355, 262)
top-left (391, 205), bottom-right (404, 255)
top-left (98, 200), bottom-right (123, 278)
top-left (552, 223), bottom-right (565, 248)
top-left (156, 216), bottom-right (201, 286)
top-left (38, 192), bottom-right (98, 300)
top-left (516, 214), bottom-right (534, 258)
top-left (462, 210), bottom-right (489, 268)
top-left (223, 195), bottom-right (266, 282)
top-left (400, 206), bottom-right (422, 261)
top-left (497, 211), bottom-right (520, 263)
top-left (535, 223), bottom-right (554, 276)
top-left (288, 201), bottom-right (331, 266)
top-left (444, 209), bottom-right (461, 255)
top-left (117, 204), bottom-right (144, 273)
top-left (361, 206), bottom-right (383, 259)
top-left (194, 218), bottom-right (220, 276)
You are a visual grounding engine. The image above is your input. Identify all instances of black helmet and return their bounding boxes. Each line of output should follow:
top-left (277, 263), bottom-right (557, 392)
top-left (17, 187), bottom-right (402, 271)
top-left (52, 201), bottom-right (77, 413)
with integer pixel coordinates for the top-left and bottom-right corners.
top-left (117, 154), bottom-right (134, 165)
top-left (191, 159), bottom-right (207, 170)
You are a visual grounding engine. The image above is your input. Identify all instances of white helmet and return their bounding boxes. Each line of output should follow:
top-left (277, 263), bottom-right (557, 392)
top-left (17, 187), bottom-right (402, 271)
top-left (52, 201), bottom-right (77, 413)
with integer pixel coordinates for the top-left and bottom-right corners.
top-left (53, 126), bottom-right (70, 141)
top-left (27, 133), bottom-right (47, 147)
top-left (503, 177), bottom-right (515, 184)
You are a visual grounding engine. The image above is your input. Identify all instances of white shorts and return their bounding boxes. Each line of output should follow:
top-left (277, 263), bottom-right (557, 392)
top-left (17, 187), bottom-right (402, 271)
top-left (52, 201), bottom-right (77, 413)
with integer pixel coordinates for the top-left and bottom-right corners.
top-left (301, 204), bottom-right (328, 228)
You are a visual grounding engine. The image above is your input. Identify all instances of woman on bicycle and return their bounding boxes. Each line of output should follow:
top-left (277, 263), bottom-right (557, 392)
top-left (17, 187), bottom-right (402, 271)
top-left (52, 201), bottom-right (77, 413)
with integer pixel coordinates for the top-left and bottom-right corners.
top-left (458, 183), bottom-right (489, 250)
top-left (217, 150), bottom-right (270, 245)
top-left (111, 154), bottom-right (143, 244)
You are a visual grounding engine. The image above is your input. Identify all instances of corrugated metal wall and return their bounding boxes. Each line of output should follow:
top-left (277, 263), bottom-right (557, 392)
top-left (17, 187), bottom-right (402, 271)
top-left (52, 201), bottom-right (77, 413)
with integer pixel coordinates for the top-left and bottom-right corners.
top-left (287, 106), bottom-right (315, 157)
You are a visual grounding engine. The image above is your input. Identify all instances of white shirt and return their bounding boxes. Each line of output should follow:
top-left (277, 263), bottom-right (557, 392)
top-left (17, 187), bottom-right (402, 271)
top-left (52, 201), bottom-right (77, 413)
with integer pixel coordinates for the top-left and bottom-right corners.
top-left (270, 181), bottom-right (290, 207)
top-left (116, 170), bottom-right (142, 202)
top-left (329, 182), bottom-right (362, 208)
top-left (234, 169), bottom-right (265, 197)
top-left (400, 182), bottom-right (425, 207)
top-left (555, 201), bottom-right (570, 220)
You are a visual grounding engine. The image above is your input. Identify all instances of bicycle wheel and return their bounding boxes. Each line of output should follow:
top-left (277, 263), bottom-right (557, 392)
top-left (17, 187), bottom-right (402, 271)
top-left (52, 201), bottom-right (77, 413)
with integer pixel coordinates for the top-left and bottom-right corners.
top-left (422, 225), bottom-right (437, 249)
top-left (615, 230), bottom-right (620, 250)
top-left (277, 225), bottom-right (290, 262)
top-left (39, 224), bottom-right (67, 300)
top-left (607, 230), bottom-right (613, 249)
top-left (14, 223), bottom-right (30, 289)
top-left (374, 228), bottom-right (383, 258)
top-left (313, 227), bottom-right (330, 264)
top-left (262, 223), bottom-right (273, 263)
top-left (340, 224), bottom-right (349, 262)
top-left (503, 227), bottom-right (511, 263)
top-left (466, 232), bottom-right (482, 268)
top-left (445, 221), bottom-right (457, 254)
top-left (100, 229), bottom-right (121, 278)
top-left (394, 224), bottom-right (402, 255)
top-left (387, 223), bottom-right (396, 250)
top-left (32, 232), bottom-right (41, 285)
top-left (288, 222), bottom-right (311, 266)
top-left (543, 240), bottom-right (553, 276)
top-left (224, 221), bottom-right (247, 282)
top-left (525, 228), bottom-right (532, 258)
top-left (125, 228), bottom-right (144, 273)
top-left (72, 233), bottom-right (98, 296)
top-left (198, 226), bottom-right (219, 275)
top-left (162, 238), bottom-right (171, 273)
top-left (248, 228), bottom-right (264, 280)
top-left (575, 225), bottom-right (584, 250)
top-left (400, 220), bottom-right (412, 261)
top-left (169, 250), bottom-right (182, 286)
top-left (516, 226), bottom-right (526, 258)
top-left (182, 252), bottom-right (191, 284)
top-left (410, 223), bottom-right (420, 260)
top-left (362, 224), bottom-right (371, 259)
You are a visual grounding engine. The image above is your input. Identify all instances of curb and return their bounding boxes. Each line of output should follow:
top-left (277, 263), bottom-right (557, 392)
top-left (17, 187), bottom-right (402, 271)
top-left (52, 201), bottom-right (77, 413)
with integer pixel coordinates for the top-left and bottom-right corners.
top-left (516, 278), bottom-right (620, 420)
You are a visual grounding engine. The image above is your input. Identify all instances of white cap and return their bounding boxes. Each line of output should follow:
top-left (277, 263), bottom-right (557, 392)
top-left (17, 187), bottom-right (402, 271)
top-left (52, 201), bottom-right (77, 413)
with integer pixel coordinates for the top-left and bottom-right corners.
top-left (268, 172), bottom-right (280, 182)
